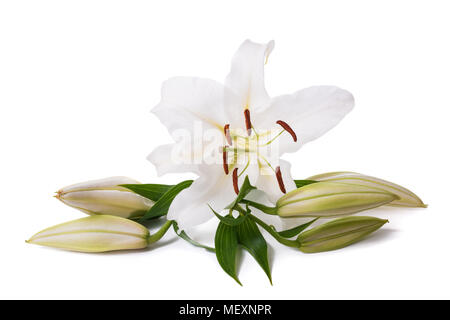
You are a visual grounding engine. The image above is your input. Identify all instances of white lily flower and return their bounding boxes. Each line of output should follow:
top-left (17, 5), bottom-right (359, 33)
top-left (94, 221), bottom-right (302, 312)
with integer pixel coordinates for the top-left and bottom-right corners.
top-left (148, 40), bottom-right (354, 230)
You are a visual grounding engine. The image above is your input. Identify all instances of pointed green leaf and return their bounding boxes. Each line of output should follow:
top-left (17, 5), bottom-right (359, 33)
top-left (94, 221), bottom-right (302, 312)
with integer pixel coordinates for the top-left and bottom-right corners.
top-left (120, 183), bottom-right (174, 201)
top-left (237, 216), bottom-right (272, 284)
top-left (248, 214), bottom-right (300, 248)
top-left (215, 221), bottom-right (241, 285)
top-left (173, 222), bottom-right (215, 252)
top-left (139, 180), bottom-right (193, 221)
top-left (277, 218), bottom-right (318, 238)
top-left (209, 205), bottom-right (247, 226)
top-left (226, 176), bottom-right (256, 210)
top-left (294, 179), bottom-right (318, 188)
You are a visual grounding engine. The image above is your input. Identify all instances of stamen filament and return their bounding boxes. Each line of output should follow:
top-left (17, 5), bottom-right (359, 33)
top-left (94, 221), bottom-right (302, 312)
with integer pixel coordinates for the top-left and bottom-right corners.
top-left (275, 166), bottom-right (286, 193)
top-left (223, 146), bottom-right (257, 153)
top-left (238, 160), bottom-right (250, 178)
top-left (258, 154), bottom-right (276, 173)
top-left (276, 120), bottom-right (298, 142)
top-left (232, 168), bottom-right (239, 195)
top-left (223, 124), bottom-right (232, 146)
top-left (258, 129), bottom-right (285, 147)
top-left (244, 109), bottom-right (252, 136)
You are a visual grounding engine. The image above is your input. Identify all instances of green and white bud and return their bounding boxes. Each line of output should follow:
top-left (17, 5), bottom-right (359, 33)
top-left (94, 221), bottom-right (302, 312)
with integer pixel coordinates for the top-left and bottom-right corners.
top-left (297, 216), bottom-right (388, 253)
top-left (276, 181), bottom-right (398, 218)
top-left (26, 215), bottom-right (150, 252)
top-left (308, 172), bottom-right (426, 208)
top-left (56, 177), bottom-right (153, 219)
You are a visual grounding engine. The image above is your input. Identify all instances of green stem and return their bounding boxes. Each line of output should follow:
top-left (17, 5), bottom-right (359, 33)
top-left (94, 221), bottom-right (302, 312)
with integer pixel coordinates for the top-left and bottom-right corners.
top-left (240, 199), bottom-right (278, 215)
top-left (148, 220), bottom-right (173, 244)
top-left (233, 205), bottom-right (247, 215)
top-left (248, 214), bottom-right (300, 248)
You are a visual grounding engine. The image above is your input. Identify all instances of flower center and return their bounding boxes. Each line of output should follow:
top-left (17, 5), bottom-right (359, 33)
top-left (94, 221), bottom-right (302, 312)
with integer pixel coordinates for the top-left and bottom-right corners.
top-left (223, 110), bottom-right (298, 194)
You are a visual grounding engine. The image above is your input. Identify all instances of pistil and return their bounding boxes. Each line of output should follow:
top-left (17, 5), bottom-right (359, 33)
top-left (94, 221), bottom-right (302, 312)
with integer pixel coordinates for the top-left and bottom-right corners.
top-left (224, 115), bottom-right (296, 195)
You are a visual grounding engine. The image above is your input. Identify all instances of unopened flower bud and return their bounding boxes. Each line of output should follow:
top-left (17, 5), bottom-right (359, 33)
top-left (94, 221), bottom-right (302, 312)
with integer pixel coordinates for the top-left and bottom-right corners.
top-left (297, 216), bottom-right (388, 253)
top-left (276, 181), bottom-right (398, 217)
top-left (308, 171), bottom-right (426, 208)
top-left (26, 215), bottom-right (150, 252)
top-left (56, 177), bottom-right (153, 219)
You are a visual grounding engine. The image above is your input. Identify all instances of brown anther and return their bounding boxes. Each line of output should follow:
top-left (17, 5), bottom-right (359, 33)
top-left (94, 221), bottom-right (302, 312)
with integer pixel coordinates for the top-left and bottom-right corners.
top-left (275, 166), bottom-right (286, 194)
top-left (222, 148), bottom-right (229, 175)
top-left (232, 168), bottom-right (239, 194)
top-left (223, 124), bottom-right (232, 146)
top-left (244, 109), bottom-right (252, 136)
top-left (276, 120), bottom-right (298, 142)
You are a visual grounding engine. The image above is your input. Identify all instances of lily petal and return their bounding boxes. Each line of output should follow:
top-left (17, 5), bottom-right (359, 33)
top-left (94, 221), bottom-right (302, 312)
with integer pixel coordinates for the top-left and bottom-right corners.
top-left (225, 39), bottom-right (274, 125)
top-left (253, 86), bottom-right (354, 154)
top-left (148, 143), bottom-right (200, 176)
top-left (152, 77), bottom-right (229, 135)
top-left (167, 165), bottom-right (236, 230)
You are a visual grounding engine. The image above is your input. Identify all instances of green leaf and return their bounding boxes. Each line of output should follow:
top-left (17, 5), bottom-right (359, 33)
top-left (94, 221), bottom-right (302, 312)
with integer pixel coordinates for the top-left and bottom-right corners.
top-left (120, 183), bottom-right (174, 201)
top-left (173, 222), bottom-right (215, 252)
top-left (294, 179), bottom-right (318, 189)
top-left (139, 180), bottom-right (193, 221)
top-left (277, 218), bottom-right (318, 238)
top-left (239, 199), bottom-right (277, 215)
top-left (209, 204), bottom-right (247, 226)
top-left (248, 214), bottom-right (300, 248)
top-left (237, 216), bottom-right (272, 284)
top-left (225, 176), bottom-right (256, 210)
top-left (215, 221), bottom-right (241, 285)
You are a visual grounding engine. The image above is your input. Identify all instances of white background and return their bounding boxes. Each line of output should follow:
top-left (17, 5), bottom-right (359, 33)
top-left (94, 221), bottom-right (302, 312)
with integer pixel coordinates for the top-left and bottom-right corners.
top-left (1, 0), bottom-right (449, 299)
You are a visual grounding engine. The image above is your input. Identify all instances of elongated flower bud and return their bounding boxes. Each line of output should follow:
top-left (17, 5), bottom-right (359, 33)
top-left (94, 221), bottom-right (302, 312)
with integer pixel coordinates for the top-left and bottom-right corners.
top-left (276, 181), bottom-right (398, 217)
top-left (297, 216), bottom-right (388, 253)
top-left (307, 171), bottom-right (426, 208)
top-left (26, 215), bottom-right (150, 252)
top-left (56, 177), bottom-right (153, 219)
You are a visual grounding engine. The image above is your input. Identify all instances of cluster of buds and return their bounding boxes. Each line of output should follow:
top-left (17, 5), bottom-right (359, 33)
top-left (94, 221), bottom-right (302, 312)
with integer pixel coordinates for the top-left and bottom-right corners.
top-left (27, 177), bottom-right (171, 253)
top-left (269, 172), bottom-right (424, 252)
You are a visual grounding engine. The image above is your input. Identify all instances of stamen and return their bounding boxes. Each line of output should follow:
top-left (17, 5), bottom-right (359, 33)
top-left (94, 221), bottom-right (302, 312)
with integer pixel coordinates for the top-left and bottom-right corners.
top-left (276, 120), bottom-right (298, 142)
top-left (223, 124), bottom-right (232, 146)
top-left (222, 148), bottom-right (229, 175)
top-left (232, 168), bottom-right (239, 194)
top-left (275, 166), bottom-right (286, 194)
top-left (244, 109), bottom-right (252, 136)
